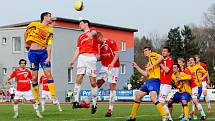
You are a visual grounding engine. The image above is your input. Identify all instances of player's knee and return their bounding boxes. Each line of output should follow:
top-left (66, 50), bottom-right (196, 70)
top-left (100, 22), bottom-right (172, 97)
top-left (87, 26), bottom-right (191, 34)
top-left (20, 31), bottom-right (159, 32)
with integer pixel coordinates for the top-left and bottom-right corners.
top-left (32, 76), bottom-right (38, 83)
top-left (167, 101), bottom-right (173, 108)
top-left (91, 81), bottom-right (97, 87)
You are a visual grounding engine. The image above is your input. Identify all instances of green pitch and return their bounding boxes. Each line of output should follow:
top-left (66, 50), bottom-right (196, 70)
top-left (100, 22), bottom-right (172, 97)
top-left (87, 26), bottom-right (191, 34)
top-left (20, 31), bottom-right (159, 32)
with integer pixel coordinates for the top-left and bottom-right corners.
top-left (0, 104), bottom-right (214, 121)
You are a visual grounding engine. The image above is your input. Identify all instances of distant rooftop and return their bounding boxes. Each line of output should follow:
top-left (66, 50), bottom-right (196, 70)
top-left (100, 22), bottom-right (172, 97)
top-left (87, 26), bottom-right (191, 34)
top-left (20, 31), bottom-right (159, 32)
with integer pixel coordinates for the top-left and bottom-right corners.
top-left (0, 17), bottom-right (138, 32)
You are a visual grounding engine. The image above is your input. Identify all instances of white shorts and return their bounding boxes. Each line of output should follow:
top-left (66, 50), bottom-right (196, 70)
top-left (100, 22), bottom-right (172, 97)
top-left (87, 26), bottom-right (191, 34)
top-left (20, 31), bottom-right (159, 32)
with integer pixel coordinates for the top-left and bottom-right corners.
top-left (41, 90), bottom-right (51, 99)
top-left (192, 86), bottom-right (199, 99)
top-left (14, 90), bottom-right (34, 101)
top-left (159, 84), bottom-right (172, 103)
top-left (202, 81), bottom-right (207, 91)
top-left (97, 66), bottom-right (119, 83)
top-left (77, 54), bottom-right (97, 77)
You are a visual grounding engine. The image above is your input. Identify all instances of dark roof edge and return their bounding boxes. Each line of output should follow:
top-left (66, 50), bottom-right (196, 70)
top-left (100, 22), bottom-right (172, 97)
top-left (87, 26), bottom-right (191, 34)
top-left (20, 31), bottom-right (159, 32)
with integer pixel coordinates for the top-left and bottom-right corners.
top-left (0, 17), bottom-right (138, 32)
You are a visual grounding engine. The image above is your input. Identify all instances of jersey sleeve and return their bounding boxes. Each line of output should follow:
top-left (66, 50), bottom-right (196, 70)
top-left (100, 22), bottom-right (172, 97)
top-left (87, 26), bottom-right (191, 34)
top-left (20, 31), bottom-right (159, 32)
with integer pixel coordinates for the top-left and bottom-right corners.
top-left (9, 70), bottom-right (17, 79)
top-left (109, 40), bottom-right (119, 52)
top-left (77, 36), bottom-right (81, 47)
top-left (199, 65), bottom-right (207, 74)
top-left (47, 28), bottom-right (53, 45)
top-left (27, 70), bottom-right (32, 80)
top-left (166, 58), bottom-right (174, 70)
top-left (180, 72), bottom-right (192, 80)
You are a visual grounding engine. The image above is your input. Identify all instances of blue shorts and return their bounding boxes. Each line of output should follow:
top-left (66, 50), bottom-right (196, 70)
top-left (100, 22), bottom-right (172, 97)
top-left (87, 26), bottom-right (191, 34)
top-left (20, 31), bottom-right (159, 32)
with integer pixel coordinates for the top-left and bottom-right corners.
top-left (139, 78), bottom-right (160, 93)
top-left (28, 49), bottom-right (51, 71)
top-left (198, 87), bottom-right (202, 100)
top-left (171, 92), bottom-right (191, 103)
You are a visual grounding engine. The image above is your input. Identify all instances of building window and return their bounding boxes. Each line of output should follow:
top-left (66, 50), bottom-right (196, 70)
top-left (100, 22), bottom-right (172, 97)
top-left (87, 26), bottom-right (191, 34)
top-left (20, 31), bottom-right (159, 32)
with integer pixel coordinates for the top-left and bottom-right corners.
top-left (12, 37), bottom-right (21, 53)
top-left (120, 64), bottom-right (126, 74)
top-left (3, 68), bottom-right (7, 75)
top-left (68, 68), bottom-right (73, 83)
top-left (2, 37), bottom-right (7, 45)
top-left (121, 41), bottom-right (126, 51)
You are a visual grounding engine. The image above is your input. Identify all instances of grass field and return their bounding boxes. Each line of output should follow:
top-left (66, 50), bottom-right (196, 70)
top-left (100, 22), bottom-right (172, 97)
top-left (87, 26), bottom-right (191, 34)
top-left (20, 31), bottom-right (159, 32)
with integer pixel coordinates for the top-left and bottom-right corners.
top-left (0, 103), bottom-right (214, 121)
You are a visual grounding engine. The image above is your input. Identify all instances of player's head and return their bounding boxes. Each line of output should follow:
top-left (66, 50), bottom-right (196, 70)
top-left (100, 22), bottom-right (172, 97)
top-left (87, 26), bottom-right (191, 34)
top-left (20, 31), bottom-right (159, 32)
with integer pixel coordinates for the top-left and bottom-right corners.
top-left (162, 47), bottom-right (171, 57)
top-left (143, 46), bottom-right (152, 56)
top-left (177, 58), bottom-right (185, 67)
top-left (19, 59), bottom-right (27, 68)
top-left (40, 12), bottom-right (52, 23)
top-left (97, 32), bottom-right (104, 44)
top-left (79, 19), bottom-right (90, 31)
top-left (189, 56), bottom-right (196, 66)
top-left (173, 63), bottom-right (181, 73)
top-left (194, 54), bottom-right (200, 63)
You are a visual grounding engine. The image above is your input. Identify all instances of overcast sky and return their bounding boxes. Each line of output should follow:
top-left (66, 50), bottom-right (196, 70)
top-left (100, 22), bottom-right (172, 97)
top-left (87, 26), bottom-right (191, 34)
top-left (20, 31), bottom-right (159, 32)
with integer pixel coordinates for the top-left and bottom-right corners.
top-left (0, 0), bottom-right (214, 37)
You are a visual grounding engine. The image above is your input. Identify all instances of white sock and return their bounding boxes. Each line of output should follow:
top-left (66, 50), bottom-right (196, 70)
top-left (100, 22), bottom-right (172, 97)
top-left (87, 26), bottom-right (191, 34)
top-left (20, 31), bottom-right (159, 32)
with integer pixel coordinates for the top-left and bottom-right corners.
top-left (74, 83), bottom-right (81, 102)
top-left (56, 99), bottom-right (62, 110)
top-left (192, 101), bottom-right (195, 112)
top-left (91, 87), bottom-right (98, 106)
top-left (33, 103), bottom-right (39, 113)
top-left (14, 104), bottom-right (18, 114)
top-left (205, 95), bottom-right (211, 109)
top-left (41, 99), bottom-right (45, 110)
top-left (108, 90), bottom-right (116, 111)
top-left (196, 103), bottom-right (206, 116)
top-left (164, 104), bottom-right (172, 119)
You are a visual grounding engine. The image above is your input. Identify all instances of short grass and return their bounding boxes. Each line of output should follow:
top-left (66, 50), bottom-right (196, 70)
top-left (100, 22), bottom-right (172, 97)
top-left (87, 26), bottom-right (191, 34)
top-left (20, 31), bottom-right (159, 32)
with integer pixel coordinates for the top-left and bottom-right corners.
top-left (0, 103), bottom-right (214, 121)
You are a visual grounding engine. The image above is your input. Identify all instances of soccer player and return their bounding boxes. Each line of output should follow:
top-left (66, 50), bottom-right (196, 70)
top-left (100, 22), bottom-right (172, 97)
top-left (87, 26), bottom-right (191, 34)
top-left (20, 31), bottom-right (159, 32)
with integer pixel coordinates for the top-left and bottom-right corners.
top-left (187, 56), bottom-right (207, 120)
top-left (168, 64), bottom-right (192, 121)
top-left (194, 55), bottom-right (212, 114)
top-left (39, 75), bottom-right (62, 112)
top-left (25, 12), bottom-right (57, 102)
top-left (159, 47), bottom-right (174, 121)
top-left (126, 47), bottom-right (167, 121)
top-left (5, 59), bottom-right (43, 118)
top-left (96, 32), bottom-right (120, 117)
top-left (69, 19), bottom-right (99, 114)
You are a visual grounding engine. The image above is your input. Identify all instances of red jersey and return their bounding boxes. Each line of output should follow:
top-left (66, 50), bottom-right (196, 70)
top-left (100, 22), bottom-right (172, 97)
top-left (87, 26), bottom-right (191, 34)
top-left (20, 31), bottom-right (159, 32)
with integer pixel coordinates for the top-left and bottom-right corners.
top-left (184, 67), bottom-right (198, 88)
top-left (199, 62), bottom-right (208, 82)
top-left (100, 39), bottom-right (120, 67)
top-left (9, 68), bottom-right (32, 91)
top-left (77, 28), bottom-right (99, 54)
top-left (160, 57), bottom-right (174, 85)
top-left (39, 75), bottom-right (49, 91)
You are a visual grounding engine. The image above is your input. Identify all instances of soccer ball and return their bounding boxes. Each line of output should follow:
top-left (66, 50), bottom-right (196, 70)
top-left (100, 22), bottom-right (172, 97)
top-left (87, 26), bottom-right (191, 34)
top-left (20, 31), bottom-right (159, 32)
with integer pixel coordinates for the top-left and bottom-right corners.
top-left (74, 0), bottom-right (84, 11)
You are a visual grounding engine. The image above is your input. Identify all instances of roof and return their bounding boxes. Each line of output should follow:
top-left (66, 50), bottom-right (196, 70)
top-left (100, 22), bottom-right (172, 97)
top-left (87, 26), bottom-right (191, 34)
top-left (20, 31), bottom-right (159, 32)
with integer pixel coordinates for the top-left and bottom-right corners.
top-left (0, 17), bottom-right (138, 32)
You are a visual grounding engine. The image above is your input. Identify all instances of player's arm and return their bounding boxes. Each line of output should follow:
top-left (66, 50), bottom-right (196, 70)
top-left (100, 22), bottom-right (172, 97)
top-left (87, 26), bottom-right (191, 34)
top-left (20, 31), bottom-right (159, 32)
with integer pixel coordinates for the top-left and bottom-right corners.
top-left (69, 47), bottom-right (80, 67)
top-left (109, 51), bottom-right (119, 66)
top-left (179, 72), bottom-right (192, 80)
top-left (160, 63), bottom-right (170, 73)
top-left (146, 54), bottom-right (164, 71)
top-left (199, 66), bottom-right (208, 81)
top-left (5, 71), bottom-right (16, 85)
top-left (132, 62), bottom-right (148, 77)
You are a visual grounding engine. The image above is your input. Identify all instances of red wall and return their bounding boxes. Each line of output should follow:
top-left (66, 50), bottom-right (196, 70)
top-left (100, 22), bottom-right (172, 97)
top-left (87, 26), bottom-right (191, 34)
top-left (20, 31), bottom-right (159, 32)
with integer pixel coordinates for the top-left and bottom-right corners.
top-left (53, 21), bottom-right (134, 49)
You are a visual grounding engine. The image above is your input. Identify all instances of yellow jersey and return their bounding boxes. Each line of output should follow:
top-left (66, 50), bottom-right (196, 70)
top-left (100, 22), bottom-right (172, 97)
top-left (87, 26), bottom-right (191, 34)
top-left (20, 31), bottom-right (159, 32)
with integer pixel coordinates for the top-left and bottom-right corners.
top-left (147, 52), bottom-right (161, 79)
top-left (25, 22), bottom-right (53, 47)
top-left (172, 72), bottom-right (192, 94)
top-left (187, 65), bottom-right (207, 86)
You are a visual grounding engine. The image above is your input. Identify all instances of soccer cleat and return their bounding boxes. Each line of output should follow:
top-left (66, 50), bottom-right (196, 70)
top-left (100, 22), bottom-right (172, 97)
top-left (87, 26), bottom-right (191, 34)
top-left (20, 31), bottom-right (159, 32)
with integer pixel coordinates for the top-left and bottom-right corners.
top-left (59, 109), bottom-right (63, 112)
top-left (167, 119), bottom-right (173, 121)
top-left (188, 115), bottom-right (192, 120)
top-left (13, 113), bottom-right (18, 119)
top-left (192, 115), bottom-right (198, 120)
top-left (91, 105), bottom-right (97, 114)
top-left (208, 108), bottom-right (212, 115)
top-left (179, 118), bottom-right (189, 121)
top-left (72, 102), bottom-right (81, 109)
top-left (161, 117), bottom-right (168, 121)
top-left (126, 117), bottom-right (136, 121)
top-left (200, 116), bottom-right (207, 120)
top-left (105, 109), bottom-right (112, 117)
top-left (36, 112), bottom-right (43, 118)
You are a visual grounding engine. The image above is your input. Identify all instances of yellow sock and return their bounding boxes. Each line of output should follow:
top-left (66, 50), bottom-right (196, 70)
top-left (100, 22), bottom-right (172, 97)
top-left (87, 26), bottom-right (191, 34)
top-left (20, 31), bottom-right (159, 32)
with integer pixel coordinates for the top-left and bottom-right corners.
top-left (183, 105), bottom-right (189, 119)
top-left (32, 83), bottom-right (39, 101)
top-left (155, 101), bottom-right (166, 118)
top-left (130, 101), bottom-right (140, 119)
top-left (48, 80), bottom-right (56, 99)
top-left (181, 107), bottom-right (184, 115)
